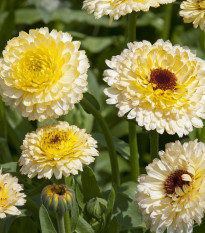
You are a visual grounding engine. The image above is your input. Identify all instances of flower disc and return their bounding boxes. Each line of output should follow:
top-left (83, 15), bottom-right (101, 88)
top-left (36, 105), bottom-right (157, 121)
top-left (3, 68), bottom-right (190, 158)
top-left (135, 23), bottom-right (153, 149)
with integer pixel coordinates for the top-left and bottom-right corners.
top-left (0, 27), bottom-right (89, 121)
top-left (0, 170), bottom-right (26, 219)
top-left (19, 121), bottom-right (99, 179)
top-left (104, 39), bottom-right (205, 136)
top-left (136, 140), bottom-right (205, 233)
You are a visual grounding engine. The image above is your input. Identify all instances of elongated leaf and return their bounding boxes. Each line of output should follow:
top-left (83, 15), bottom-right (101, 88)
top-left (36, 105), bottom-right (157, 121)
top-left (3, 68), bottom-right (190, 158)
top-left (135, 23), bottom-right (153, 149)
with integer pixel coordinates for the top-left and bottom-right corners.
top-left (81, 166), bottom-right (102, 202)
top-left (1, 162), bottom-right (17, 172)
top-left (104, 188), bottom-right (115, 232)
top-left (108, 217), bottom-right (119, 233)
top-left (75, 216), bottom-right (94, 233)
top-left (39, 205), bottom-right (57, 233)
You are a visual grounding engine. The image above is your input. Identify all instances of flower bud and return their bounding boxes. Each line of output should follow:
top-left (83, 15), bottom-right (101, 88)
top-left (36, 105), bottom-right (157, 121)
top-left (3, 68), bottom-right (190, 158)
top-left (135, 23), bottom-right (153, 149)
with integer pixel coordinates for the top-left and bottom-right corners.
top-left (86, 197), bottom-right (107, 219)
top-left (41, 184), bottom-right (74, 214)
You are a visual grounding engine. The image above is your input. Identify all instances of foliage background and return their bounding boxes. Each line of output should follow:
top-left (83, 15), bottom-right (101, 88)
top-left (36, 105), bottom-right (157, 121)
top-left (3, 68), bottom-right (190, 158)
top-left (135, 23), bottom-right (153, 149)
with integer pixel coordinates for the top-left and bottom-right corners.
top-left (1, 0), bottom-right (205, 232)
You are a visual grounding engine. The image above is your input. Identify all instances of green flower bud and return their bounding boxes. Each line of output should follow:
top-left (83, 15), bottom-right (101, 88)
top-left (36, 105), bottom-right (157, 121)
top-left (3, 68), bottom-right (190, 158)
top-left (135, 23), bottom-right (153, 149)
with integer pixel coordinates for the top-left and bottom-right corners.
top-left (86, 197), bottom-right (107, 219)
top-left (41, 184), bottom-right (74, 214)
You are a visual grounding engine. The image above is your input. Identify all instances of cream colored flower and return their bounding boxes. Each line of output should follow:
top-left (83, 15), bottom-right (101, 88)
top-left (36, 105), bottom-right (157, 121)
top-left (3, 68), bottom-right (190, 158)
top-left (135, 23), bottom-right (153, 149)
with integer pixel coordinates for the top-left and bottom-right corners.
top-left (0, 170), bottom-right (26, 218)
top-left (82, 0), bottom-right (176, 20)
top-left (104, 39), bottom-right (205, 136)
top-left (0, 27), bottom-right (89, 121)
top-left (136, 140), bottom-right (205, 233)
top-left (180, 0), bottom-right (205, 30)
top-left (19, 121), bottom-right (99, 179)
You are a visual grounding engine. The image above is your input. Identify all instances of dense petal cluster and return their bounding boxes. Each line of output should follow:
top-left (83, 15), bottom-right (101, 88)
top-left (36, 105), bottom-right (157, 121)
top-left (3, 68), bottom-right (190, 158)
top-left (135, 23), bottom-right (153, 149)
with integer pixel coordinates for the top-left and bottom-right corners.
top-left (0, 170), bottom-right (26, 218)
top-left (19, 121), bottom-right (99, 179)
top-left (82, 0), bottom-right (176, 20)
top-left (104, 39), bottom-right (205, 136)
top-left (136, 140), bottom-right (205, 233)
top-left (180, 0), bottom-right (205, 30)
top-left (0, 27), bottom-right (89, 121)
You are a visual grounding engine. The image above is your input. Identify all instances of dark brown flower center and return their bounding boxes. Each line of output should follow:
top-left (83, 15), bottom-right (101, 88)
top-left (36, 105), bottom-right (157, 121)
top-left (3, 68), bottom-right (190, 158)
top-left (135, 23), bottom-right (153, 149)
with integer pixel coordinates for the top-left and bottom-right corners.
top-left (164, 169), bottom-right (191, 195)
top-left (150, 68), bottom-right (177, 91)
top-left (51, 184), bottom-right (66, 195)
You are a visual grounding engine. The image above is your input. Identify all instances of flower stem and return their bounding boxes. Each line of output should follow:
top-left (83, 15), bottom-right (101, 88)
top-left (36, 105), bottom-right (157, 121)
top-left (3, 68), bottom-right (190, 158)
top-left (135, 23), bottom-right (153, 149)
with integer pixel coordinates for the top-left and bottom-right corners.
top-left (129, 122), bottom-right (139, 181)
top-left (56, 213), bottom-right (66, 233)
top-left (64, 211), bottom-right (71, 233)
top-left (162, 4), bottom-right (173, 40)
top-left (80, 98), bottom-right (120, 187)
top-left (128, 12), bottom-right (140, 182)
top-left (149, 130), bottom-right (159, 160)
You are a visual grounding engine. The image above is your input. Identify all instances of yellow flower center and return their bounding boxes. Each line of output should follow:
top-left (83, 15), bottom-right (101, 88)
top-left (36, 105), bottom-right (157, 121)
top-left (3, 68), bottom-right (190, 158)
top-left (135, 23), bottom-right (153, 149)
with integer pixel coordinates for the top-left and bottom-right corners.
top-left (13, 48), bottom-right (65, 92)
top-left (41, 128), bottom-right (83, 159)
top-left (0, 186), bottom-right (8, 207)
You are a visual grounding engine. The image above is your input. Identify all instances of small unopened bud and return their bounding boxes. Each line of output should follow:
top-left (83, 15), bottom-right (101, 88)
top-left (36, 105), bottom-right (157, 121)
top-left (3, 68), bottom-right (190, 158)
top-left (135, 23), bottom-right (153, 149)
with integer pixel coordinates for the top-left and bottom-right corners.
top-left (41, 184), bottom-right (74, 214)
top-left (86, 197), bottom-right (107, 219)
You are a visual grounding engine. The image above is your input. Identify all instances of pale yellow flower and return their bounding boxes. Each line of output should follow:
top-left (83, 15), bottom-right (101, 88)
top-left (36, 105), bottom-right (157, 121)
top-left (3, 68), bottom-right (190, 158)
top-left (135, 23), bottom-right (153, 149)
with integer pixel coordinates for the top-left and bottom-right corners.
top-left (82, 0), bottom-right (176, 20)
top-left (180, 0), bottom-right (205, 30)
top-left (104, 39), bottom-right (205, 136)
top-left (19, 121), bottom-right (99, 179)
top-left (0, 27), bottom-right (89, 121)
top-left (0, 170), bottom-right (26, 218)
top-left (136, 140), bottom-right (205, 233)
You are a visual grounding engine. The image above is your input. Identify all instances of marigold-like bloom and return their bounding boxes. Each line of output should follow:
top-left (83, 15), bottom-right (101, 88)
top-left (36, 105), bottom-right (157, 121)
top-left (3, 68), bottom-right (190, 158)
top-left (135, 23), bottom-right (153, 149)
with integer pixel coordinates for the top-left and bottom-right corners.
top-left (136, 140), bottom-right (205, 233)
top-left (180, 0), bottom-right (205, 30)
top-left (19, 121), bottom-right (99, 179)
top-left (41, 184), bottom-right (74, 214)
top-left (0, 170), bottom-right (26, 218)
top-left (104, 39), bottom-right (205, 136)
top-left (82, 0), bottom-right (176, 20)
top-left (0, 27), bottom-right (89, 121)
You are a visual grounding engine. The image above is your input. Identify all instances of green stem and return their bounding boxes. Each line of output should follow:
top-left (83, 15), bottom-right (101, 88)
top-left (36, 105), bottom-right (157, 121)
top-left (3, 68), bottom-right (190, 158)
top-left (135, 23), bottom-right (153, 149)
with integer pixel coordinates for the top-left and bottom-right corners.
top-left (64, 211), bottom-right (71, 233)
top-left (128, 12), bottom-right (137, 42)
top-left (149, 130), bottom-right (159, 160)
top-left (56, 213), bottom-right (66, 233)
top-left (162, 4), bottom-right (173, 40)
top-left (80, 98), bottom-right (120, 187)
top-left (127, 12), bottom-right (139, 182)
top-left (128, 122), bottom-right (139, 181)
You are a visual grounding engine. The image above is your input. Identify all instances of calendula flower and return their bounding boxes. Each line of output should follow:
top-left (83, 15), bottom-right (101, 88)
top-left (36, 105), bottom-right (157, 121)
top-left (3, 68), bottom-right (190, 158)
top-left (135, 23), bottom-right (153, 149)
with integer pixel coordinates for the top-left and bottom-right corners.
top-left (0, 27), bottom-right (89, 121)
top-left (41, 184), bottom-right (74, 214)
top-left (180, 0), bottom-right (205, 30)
top-left (19, 121), bottom-right (99, 179)
top-left (104, 39), bottom-right (205, 136)
top-left (136, 140), bottom-right (205, 233)
top-left (0, 170), bottom-right (26, 218)
top-left (82, 0), bottom-right (176, 20)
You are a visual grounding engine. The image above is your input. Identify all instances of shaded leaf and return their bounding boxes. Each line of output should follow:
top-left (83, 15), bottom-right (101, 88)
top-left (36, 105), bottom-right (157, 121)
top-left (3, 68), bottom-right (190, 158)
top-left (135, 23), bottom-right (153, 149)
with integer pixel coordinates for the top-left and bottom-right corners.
top-left (75, 216), bottom-right (95, 233)
top-left (39, 205), bottom-right (57, 233)
top-left (81, 166), bottom-right (102, 202)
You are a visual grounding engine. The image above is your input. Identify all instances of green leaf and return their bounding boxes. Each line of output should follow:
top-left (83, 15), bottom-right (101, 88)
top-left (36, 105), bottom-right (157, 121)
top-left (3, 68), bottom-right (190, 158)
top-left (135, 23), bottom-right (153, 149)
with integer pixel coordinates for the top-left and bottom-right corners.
top-left (70, 197), bottom-right (79, 232)
top-left (114, 181), bottom-right (146, 231)
top-left (0, 97), bottom-right (6, 138)
top-left (39, 205), bottom-right (57, 233)
top-left (15, 9), bottom-right (41, 24)
top-left (75, 216), bottom-right (95, 233)
top-left (1, 162), bottom-right (17, 172)
top-left (104, 188), bottom-right (116, 232)
top-left (87, 69), bottom-right (101, 103)
top-left (0, 216), bottom-right (16, 233)
top-left (81, 166), bottom-right (102, 202)
top-left (0, 137), bottom-right (12, 163)
top-left (108, 217), bottom-right (119, 233)
top-left (82, 36), bottom-right (113, 53)
top-left (82, 92), bottom-right (100, 113)
top-left (93, 133), bottom-right (130, 160)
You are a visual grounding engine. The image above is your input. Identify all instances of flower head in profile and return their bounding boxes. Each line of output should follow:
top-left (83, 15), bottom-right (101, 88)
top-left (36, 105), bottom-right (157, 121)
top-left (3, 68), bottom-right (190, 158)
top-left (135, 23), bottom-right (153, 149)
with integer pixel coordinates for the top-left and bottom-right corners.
top-left (0, 27), bottom-right (89, 121)
top-left (180, 0), bottom-right (205, 30)
top-left (82, 0), bottom-right (176, 20)
top-left (136, 140), bottom-right (205, 233)
top-left (19, 121), bottom-right (99, 179)
top-left (104, 39), bottom-right (205, 136)
top-left (0, 170), bottom-right (26, 218)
